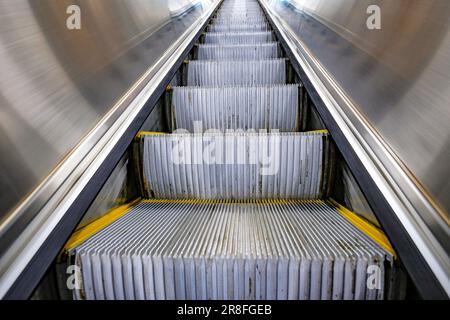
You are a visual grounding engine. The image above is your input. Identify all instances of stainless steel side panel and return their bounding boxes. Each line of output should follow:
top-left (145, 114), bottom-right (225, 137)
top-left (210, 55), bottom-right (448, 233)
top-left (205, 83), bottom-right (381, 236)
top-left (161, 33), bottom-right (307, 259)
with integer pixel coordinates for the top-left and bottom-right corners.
top-left (0, 0), bottom-right (212, 221)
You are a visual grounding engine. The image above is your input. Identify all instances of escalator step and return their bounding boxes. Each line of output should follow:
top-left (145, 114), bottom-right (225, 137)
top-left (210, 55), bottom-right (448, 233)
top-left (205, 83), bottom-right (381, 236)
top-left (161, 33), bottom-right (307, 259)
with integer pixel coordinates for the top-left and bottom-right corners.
top-left (187, 59), bottom-right (286, 86)
top-left (218, 9), bottom-right (262, 14)
top-left (197, 43), bottom-right (279, 60)
top-left (70, 200), bottom-right (392, 300)
top-left (171, 84), bottom-right (299, 131)
top-left (65, 0), bottom-right (400, 302)
top-left (204, 31), bottom-right (274, 45)
top-left (211, 17), bottom-right (267, 25)
top-left (216, 13), bottom-right (264, 19)
top-left (217, 8), bottom-right (263, 13)
top-left (139, 132), bottom-right (329, 199)
top-left (209, 23), bottom-right (270, 32)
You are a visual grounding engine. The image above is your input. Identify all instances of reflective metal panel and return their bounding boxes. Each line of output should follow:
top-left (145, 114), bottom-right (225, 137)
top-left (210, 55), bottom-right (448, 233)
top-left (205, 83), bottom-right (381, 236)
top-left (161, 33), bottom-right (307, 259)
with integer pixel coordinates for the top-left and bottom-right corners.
top-left (0, 0), bottom-right (211, 221)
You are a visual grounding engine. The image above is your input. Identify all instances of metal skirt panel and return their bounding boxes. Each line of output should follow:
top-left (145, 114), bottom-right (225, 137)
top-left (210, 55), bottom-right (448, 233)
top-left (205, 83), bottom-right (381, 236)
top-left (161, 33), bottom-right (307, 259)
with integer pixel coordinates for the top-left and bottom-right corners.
top-left (140, 132), bottom-right (327, 199)
top-left (197, 43), bottom-right (279, 60)
top-left (187, 59), bottom-right (286, 86)
top-left (71, 201), bottom-right (392, 300)
top-left (172, 85), bottom-right (299, 131)
top-left (203, 32), bottom-right (274, 45)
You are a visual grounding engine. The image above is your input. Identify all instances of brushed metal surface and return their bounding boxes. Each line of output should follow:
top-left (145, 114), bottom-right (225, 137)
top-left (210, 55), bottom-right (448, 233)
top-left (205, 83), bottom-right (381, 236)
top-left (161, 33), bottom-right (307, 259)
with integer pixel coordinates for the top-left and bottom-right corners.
top-left (265, 0), bottom-right (450, 225)
top-left (0, 0), bottom-right (212, 221)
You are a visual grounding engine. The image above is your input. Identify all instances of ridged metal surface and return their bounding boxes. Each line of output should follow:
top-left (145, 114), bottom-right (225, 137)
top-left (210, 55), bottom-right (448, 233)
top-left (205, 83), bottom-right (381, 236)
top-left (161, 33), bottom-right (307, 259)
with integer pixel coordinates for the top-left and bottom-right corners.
top-left (140, 132), bottom-right (328, 199)
top-left (209, 23), bottom-right (270, 32)
top-left (187, 59), bottom-right (286, 86)
top-left (204, 32), bottom-right (274, 44)
top-left (197, 43), bottom-right (279, 60)
top-left (70, 201), bottom-right (392, 300)
top-left (214, 1), bottom-right (265, 28)
top-left (212, 17), bottom-right (267, 24)
top-left (219, 6), bottom-right (262, 12)
top-left (216, 13), bottom-right (263, 19)
top-left (172, 85), bottom-right (299, 131)
top-left (217, 7), bottom-right (262, 13)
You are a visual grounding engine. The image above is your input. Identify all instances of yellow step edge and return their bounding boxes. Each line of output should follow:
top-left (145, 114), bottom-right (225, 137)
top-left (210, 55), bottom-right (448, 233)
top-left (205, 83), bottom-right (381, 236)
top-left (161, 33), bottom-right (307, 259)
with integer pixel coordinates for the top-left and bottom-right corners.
top-left (141, 198), bottom-right (325, 205)
top-left (307, 129), bottom-right (329, 134)
top-left (64, 198), bottom-right (141, 251)
top-left (327, 198), bottom-right (396, 258)
top-left (135, 131), bottom-right (166, 139)
top-left (136, 131), bottom-right (329, 140)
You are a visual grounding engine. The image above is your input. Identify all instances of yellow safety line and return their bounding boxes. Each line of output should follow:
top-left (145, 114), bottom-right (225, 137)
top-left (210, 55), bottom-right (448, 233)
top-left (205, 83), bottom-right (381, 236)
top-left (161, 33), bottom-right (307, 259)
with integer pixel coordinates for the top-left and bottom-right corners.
top-left (327, 199), bottom-right (396, 257)
top-left (135, 131), bottom-right (166, 139)
top-left (307, 129), bottom-right (329, 134)
top-left (141, 198), bottom-right (325, 205)
top-left (64, 198), bottom-right (141, 251)
top-left (136, 130), bottom-right (329, 138)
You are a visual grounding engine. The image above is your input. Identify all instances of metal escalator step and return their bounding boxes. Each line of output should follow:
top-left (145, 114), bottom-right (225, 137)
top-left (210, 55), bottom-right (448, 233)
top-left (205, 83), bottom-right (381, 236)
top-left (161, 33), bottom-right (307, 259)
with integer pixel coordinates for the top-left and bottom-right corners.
top-left (216, 13), bottom-right (264, 19)
top-left (171, 85), bottom-right (299, 131)
top-left (212, 17), bottom-right (267, 25)
top-left (204, 31), bottom-right (274, 45)
top-left (209, 23), bottom-right (270, 32)
top-left (187, 59), bottom-right (286, 86)
top-left (219, 1), bottom-right (262, 10)
top-left (218, 8), bottom-right (262, 13)
top-left (70, 200), bottom-right (392, 300)
top-left (218, 8), bottom-right (262, 12)
top-left (197, 43), bottom-right (279, 60)
top-left (220, 3), bottom-right (261, 7)
top-left (139, 132), bottom-right (328, 199)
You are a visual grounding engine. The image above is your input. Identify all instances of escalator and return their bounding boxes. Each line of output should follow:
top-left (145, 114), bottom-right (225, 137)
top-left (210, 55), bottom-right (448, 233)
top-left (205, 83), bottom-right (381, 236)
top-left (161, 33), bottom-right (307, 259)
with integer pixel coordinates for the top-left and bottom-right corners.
top-left (59, 0), bottom-right (402, 300)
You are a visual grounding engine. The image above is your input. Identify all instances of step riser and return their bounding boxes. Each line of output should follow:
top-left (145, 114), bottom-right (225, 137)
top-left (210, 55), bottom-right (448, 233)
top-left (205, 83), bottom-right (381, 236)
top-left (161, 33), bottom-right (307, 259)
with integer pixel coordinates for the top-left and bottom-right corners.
top-left (172, 85), bottom-right (299, 131)
top-left (209, 24), bottom-right (270, 32)
top-left (204, 32), bottom-right (274, 45)
top-left (187, 60), bottom-right (286, 86)
top-left (197, 43), bottom-right (279, 60)
top-left (212, 18), bottom-right (267, 25)
top-left (140, 133), bottom-right (328, 199)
